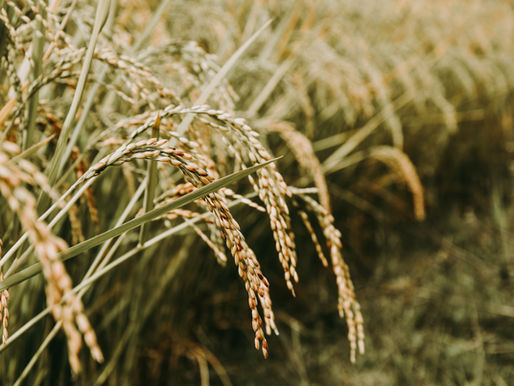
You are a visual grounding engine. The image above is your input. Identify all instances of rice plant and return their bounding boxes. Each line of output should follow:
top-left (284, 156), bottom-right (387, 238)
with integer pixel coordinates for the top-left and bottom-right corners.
top-left (0, 0), bottom-right (365, 383)
top-left (1, 0), bottom-right (513, 384)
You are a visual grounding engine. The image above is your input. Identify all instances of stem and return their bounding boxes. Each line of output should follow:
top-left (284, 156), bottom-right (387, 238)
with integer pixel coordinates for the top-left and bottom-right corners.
top-left (44, 0), bottom-right (110, 190)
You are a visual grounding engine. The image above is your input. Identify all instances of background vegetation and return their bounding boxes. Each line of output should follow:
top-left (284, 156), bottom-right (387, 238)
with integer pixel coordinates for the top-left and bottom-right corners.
top-left (1, 0), bottom-right (513, 384)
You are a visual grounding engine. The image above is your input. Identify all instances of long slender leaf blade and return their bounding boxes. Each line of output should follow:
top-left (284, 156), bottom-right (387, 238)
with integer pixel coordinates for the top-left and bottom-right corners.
top-left (0, 157), bottom-right (280, 291)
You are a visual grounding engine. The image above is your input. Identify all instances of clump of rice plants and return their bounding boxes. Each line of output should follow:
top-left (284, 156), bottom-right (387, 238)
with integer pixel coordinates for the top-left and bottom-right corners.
top-left (2, 0), bottom-right (513, 384)
top-left (0, 0), bottom-right (365, 383)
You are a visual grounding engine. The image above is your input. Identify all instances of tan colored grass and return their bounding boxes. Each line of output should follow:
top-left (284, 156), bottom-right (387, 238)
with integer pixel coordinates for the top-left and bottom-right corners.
top-left (297, 209), bottom-right (329, 267)
top-left (297, 194), bottom-right (365, 363)
top-left (369, 146), bottom-right (425, 221)
top-left (0, 142), bottom-right (102, 373)
top-left (79, 137), bottom-right (281, 356)
top-left (20, 0), bottom-right (504, 378)
top-left (265, 121), bottom-right (331, 211)
top-left (0, 0), bottom-right (509, 383)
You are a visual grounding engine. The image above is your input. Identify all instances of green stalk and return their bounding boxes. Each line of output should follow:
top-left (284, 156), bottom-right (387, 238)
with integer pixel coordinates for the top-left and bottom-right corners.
top-left (138, 115), bottom-right (160, 244)
top-left (59, 0), bottom-right (117, 167)
top-left (23, 10), bottom-right (44, 150)
top-left (44, 0), bottom-right (110, 190)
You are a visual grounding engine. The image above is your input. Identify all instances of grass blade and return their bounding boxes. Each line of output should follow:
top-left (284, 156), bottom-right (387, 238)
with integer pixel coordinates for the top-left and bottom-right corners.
top-left (138, 114), bottom-right (160, 244)
top-left (45, 0), bottom-right (111, 186)
top-left (0, 157), bottom-right (280, 291)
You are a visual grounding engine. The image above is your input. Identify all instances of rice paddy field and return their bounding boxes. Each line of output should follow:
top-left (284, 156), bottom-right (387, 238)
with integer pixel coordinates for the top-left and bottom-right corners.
top-left (0, 0), bottom-right (513, 384)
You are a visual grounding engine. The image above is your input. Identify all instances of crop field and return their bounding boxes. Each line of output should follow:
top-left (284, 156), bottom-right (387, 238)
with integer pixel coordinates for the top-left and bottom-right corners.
top-left (0, 0), bottom-right (513, 384)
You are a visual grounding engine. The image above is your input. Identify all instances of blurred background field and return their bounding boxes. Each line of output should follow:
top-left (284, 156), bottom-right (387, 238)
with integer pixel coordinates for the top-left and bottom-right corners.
top-left (1, 0), bottom-right (513, 384)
